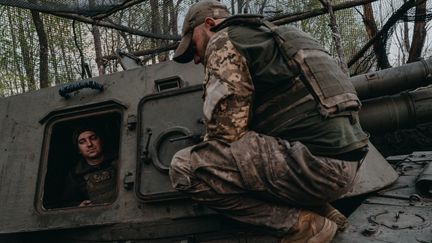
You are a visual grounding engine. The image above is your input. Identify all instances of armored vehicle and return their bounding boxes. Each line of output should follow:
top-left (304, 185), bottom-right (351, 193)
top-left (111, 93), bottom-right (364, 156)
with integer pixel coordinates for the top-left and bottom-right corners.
top-left (1, 0), bottom-right (432, 242)
top-left (0, 56), bottom-right (432, 242)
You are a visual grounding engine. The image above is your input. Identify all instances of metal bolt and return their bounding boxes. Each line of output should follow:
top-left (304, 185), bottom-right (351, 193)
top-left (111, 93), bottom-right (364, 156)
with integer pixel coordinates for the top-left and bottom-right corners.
top-left (362, 226), bottom-right (377, 236)
top-left (409, 194), bottom-right (421, 202)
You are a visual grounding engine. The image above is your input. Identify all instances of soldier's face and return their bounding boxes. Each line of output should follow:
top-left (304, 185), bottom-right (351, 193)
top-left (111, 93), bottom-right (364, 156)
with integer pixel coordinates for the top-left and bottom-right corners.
top-left (191, 18), bottom-right (224, 64)
top-left (191, 24), bottom-right (210, 64)
top-left (77, 131), bottom-right (103, 162)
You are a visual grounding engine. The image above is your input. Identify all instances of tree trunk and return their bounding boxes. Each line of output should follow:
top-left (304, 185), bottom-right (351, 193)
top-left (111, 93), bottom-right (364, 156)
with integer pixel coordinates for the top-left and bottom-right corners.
top-left (46, 16), bottom-right (60, 85)
top-left (259, 0), bottom-right (268, 14)
top-left (361, 3), bottom-right (390, 69)
top-left (150, 0), bottom-right (161, 63)
top-left (7, 8), bottom-right (26, 93)
top-left (119, 31), bottom-right (132, 52)
top-left (362, 4), bottom-right (376, 38)
top-left (231, 0), bottom-right (235, 15)
top-left (157, 0), bottom-right (170, 62)
top-left (49, 41), bottom-right (59, 85)
top-left (92, 25), bottom-right (105, 76)
top-left (31, 10), bottom-right (49, 88)
top-left (242, 0), bottom-right (249, 13)
top-left (111, 29), bottom-right (118, 72)
top-left (237, 0), bottom-right (244, 14)
top-left (103, 29), bottom-right (112, 73)
top-left (170, 0), bottom-right (179, 35)
top-left (350, 0), bottom-right (416, 67)
top-left (58, 22), bottom-right (73, 83)
top-left (17, 9), bottom-right (36, 90)
top-left (403, 21), bottom-right (410, 52)
top-left (73, 21), bottom-right (88, 79)
top-left (319, 0), bottom-right (348, 74)
top-left (408, 0), bottom-right (427, 63)
top-left (116, 11), bottom-right (132, 52)
top-left (89, 0), bottom-right (105, 75)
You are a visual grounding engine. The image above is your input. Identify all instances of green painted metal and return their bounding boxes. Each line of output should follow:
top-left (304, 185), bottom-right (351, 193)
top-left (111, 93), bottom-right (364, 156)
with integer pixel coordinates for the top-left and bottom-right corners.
top-left (1, 60), bottom-right (432, 242)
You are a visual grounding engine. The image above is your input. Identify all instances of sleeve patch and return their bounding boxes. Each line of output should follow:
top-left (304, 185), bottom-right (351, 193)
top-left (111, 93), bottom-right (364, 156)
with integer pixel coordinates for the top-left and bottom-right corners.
top-left (203, 78), bottom-right (230, 121)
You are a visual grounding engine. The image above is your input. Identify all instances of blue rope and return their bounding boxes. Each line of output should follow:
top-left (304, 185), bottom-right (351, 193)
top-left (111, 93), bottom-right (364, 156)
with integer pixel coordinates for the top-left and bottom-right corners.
top-left (59, 80), bottom-right (104, 98)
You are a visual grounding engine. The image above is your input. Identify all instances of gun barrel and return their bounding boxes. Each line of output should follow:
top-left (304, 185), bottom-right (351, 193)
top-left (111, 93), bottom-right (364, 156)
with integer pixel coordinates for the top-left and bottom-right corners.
top-left (360, 87), bottom-right (432, 134)
top-left (350, 59), bottom-right (432, 100)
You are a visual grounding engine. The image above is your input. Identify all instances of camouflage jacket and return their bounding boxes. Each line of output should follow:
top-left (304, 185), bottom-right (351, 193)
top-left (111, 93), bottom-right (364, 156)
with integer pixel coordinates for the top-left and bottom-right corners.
top-left (203, 25), bottom-right (368, 156)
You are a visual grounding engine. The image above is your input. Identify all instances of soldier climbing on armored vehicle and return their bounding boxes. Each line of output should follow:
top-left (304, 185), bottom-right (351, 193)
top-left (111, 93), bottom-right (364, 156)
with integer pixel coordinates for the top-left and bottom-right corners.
top-left (169, 0), bottom-right (369, 242)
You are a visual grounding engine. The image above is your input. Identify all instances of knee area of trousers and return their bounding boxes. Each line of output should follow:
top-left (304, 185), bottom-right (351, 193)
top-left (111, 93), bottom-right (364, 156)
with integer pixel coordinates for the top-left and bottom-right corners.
top-left (170, 148), bottom-right (193, 172)
top-left (170, 152), bottom-right (193, 172)
top-left (169, 151), bottom-right (195, 191)
top-left (169, 165), bottom-right (193, 191)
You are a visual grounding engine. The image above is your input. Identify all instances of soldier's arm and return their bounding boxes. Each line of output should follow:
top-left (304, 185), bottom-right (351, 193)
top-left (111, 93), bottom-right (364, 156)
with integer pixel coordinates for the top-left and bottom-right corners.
top-left (203, 30), bottom-right (254, 143)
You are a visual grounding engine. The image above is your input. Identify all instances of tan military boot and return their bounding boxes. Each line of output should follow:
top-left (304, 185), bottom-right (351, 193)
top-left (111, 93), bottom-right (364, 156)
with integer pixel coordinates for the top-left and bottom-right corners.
top-left (281, 210), bottom-right (337, 243)
top-left (313, 203), bottom-right (348, 232)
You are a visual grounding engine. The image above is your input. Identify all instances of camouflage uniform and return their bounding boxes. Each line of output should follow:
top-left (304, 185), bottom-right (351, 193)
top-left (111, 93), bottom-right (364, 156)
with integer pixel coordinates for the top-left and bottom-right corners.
top-left (170, 27), bottom-right (363, 233)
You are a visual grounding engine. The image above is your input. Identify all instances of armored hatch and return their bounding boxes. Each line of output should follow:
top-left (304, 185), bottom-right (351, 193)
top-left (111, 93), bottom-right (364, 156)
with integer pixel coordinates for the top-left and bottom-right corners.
top-left (0, 60), bottom-right (209, 235)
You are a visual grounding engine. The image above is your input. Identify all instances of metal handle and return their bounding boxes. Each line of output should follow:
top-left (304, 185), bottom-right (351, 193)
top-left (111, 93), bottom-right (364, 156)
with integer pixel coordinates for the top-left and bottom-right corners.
top-left (169, 134), bottom-right (202, 143)
top-left (59, 80), bottom-right (104, 98)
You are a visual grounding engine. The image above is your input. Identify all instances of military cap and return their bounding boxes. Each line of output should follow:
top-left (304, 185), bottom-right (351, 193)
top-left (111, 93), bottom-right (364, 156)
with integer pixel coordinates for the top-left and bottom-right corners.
top-left (173, 0), bottom-right (230, 63)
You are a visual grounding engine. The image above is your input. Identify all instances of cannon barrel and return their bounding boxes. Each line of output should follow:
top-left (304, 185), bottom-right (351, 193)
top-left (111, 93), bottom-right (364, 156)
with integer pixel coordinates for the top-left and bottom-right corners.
top-left (360, 87), bottom-right (432, 134)
top-left (350, 58), bottom-right (432, 100)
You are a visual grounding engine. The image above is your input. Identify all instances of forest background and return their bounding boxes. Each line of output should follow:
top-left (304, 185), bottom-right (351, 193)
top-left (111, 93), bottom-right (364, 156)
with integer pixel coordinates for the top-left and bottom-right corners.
top-left (0, 0), bottom-right (430, 97)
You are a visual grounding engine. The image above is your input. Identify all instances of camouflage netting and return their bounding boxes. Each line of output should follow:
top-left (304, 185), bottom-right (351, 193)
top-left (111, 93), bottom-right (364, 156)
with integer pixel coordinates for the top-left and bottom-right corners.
top-left (3, 0), bottom-right (432, 20)
top-left (1, 0), bottom-right (431, 70)
top-left (0, 0), bottom-right (430, 80)
top-left (0, 0), bottom-right (140, 17)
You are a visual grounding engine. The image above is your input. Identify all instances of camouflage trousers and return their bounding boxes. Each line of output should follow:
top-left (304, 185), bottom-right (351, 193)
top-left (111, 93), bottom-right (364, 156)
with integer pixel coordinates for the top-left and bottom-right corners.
top-left (169, 131), bottom-right (359, 234)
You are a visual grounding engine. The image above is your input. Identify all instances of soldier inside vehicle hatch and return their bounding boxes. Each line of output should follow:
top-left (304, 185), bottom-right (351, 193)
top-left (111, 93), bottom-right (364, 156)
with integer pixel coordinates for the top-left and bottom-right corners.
top-left (61, 125), bottom-right (117, 207)
top-left (169, 0), bottom-right (369, 242)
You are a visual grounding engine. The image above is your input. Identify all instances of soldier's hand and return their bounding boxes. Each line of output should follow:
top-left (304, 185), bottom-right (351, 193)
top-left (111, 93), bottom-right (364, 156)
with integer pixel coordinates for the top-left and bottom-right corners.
top-left (79, 200), bottom-right (93, 207)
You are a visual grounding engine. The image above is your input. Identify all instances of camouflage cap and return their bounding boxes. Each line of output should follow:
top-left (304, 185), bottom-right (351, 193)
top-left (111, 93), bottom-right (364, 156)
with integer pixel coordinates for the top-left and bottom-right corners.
top-left (173, 0), bottom-right (230, 63)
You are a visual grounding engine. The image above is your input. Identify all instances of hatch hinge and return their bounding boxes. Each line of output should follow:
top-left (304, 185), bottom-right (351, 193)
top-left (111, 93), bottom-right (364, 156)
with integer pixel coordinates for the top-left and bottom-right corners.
top-left (123, 172), bottom-right (135, 190)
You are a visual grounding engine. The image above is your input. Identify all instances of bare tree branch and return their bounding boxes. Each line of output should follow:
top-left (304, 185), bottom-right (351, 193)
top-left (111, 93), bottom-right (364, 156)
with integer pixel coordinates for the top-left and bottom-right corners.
top-left (319, 0), bottom-right (349, 74)
top-left (408, 0), bottom-right (427, 63)
top-left (348, 0), bottom-right (419, 67)
top-left (404, 20), bottom-right (411, 51)
top-left (394, 25), bottom-right (407, 64)
top-left (270, 0), bottom-right (379, 25)
top-left (259, 0), bottom-right (268, 15)
top-left (42, 11), bottom-right (180, 40)
top-left (92, 0), bottom-right (147, 20)
top-left (72, 20), bottom-right (88, 79)
top-left (31, 10), bottom-right (49, 88)
top-left (102, 42), bottom-right (177, 61)
top-left (362, 3), bottom-right (391, 69)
